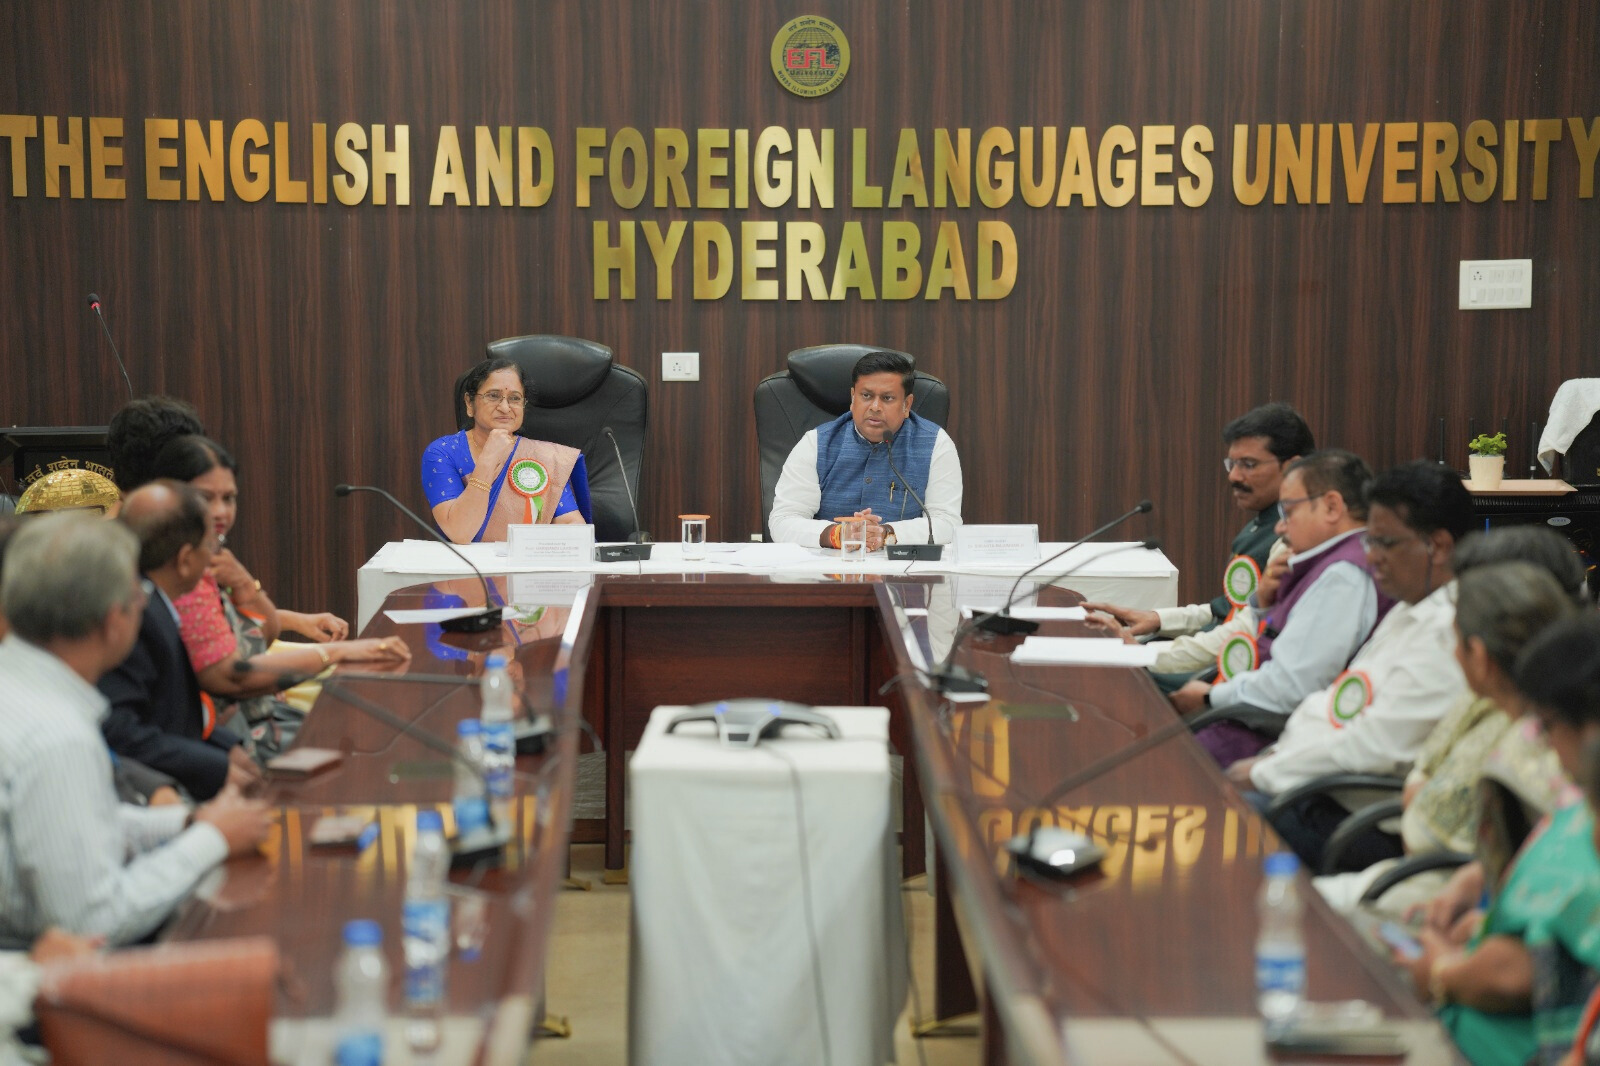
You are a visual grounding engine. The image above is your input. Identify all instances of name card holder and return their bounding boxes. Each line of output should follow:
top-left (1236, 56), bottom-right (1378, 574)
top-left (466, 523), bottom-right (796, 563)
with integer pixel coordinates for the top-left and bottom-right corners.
top-left (507, 523), bottom-right (595, 568)
top-left (953, 524), bottom-right (1041, 567)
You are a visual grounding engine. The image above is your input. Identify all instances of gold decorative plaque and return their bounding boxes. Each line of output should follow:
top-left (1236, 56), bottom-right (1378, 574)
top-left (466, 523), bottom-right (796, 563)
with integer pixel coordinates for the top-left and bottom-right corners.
top-left (770, 16), bottom-right (850, 98)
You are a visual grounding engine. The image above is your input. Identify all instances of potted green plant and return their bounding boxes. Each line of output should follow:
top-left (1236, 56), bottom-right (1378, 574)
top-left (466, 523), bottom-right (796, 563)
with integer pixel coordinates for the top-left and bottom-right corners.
top-left (1468, 431), bottom-right (1508, 489)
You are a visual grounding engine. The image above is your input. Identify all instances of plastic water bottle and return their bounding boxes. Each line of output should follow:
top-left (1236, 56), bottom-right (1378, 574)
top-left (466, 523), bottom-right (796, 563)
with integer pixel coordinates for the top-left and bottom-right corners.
top-left (333, 919), bottom-right (387, 1066)
top-left (1256, 851), bottom-right (1306, 1039)
top-left (453, 719), bottom-right (491, 845)
top-left (479, 653), bottom-right (515, 828)
top-left (402, 810), bottom-right (451, 1053)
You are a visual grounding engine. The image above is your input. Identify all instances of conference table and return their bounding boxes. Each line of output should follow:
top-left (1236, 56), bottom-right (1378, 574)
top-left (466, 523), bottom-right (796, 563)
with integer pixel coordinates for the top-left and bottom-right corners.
top-left (165, 541), bottom-right (1457, 1063)
top-left (874, 578), bottom-right (1460, 1065)
top-left (158, 584), bottom-right (595, 1064)
top-left (358, 539), bottom-right (1178, 877)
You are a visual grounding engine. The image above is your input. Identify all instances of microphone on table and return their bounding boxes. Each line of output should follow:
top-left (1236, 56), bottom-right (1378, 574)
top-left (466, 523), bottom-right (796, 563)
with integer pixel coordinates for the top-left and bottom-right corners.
top-left (86, 292), bottom-right (134, 402)
top-left (929, 538), bottom-right (1163, 695)
top-left (595, 426), bottom-right (654, 562)
top-left (333, 484), bottom-right (502, 633)
top-left (978, 500), bottom-right (1154, 636)
top-left (1006, 704), bottom-right (1202, 880)
top-left (879, 430), bottom-right (943, 561)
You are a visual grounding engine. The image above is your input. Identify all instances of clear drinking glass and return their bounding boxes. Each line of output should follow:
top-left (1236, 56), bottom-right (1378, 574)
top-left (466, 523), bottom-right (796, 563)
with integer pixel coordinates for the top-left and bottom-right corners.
top-left (680, 514), bottom-right (709, 560)
top-left (838, 516), bottom-right (868, 560)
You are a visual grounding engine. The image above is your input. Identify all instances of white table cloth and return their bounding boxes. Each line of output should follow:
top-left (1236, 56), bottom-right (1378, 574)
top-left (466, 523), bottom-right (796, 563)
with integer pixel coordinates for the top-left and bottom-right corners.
top-left (355, 539), bottom-right (1179, 630)
top-left (627, 705), bottom-right (906, 1066)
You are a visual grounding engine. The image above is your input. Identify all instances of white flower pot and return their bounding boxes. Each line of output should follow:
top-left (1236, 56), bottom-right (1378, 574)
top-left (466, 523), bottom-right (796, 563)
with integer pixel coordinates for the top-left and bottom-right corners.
top-left (1469, 454), bottom-right (1505, 489)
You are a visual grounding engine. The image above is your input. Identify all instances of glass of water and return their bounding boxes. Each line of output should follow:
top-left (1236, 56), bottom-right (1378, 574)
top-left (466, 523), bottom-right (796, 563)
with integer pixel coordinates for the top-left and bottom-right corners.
top-left (680, 514), bottom-right (709, 560)
top-left (838, 516), bottom-right (869, 560)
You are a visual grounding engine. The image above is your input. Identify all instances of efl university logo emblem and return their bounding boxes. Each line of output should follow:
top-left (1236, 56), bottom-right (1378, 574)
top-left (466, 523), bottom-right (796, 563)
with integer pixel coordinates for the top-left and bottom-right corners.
top-left (771, 16), bottom-right (850, 98)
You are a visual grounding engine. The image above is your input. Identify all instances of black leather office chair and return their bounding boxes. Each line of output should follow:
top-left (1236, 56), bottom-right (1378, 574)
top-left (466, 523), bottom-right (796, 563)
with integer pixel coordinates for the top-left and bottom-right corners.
top-left (453, 335), bottom-right (648, 543)
top-left (753, 344), bottom-right (950, 540)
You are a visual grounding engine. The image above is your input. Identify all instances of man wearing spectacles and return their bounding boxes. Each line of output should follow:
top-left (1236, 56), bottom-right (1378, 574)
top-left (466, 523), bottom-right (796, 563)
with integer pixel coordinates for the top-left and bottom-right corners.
top-left (1226, 461), bottom-right (1473, 868)
top-left (1177, 451), bottom-right (1395, 767)
top-left (1085, 403), bottom-right (1314, 657)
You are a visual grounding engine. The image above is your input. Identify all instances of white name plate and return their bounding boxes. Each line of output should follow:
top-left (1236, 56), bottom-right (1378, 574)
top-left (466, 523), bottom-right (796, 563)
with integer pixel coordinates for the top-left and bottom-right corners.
top-left (506, 524), bottom-right (595, 568)
top-left (954, 524), bottom-right (1040, 567)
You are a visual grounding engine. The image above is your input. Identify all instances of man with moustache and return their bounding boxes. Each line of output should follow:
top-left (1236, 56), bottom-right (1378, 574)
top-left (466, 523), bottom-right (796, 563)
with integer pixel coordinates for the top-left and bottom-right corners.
top-left (1085, 404), bottom-right (1314, 652)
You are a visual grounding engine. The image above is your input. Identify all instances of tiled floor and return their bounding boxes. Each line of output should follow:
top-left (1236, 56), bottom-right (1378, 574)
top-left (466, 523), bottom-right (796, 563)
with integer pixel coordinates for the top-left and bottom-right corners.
top-left (534, 844), bottom-right (979, 1065)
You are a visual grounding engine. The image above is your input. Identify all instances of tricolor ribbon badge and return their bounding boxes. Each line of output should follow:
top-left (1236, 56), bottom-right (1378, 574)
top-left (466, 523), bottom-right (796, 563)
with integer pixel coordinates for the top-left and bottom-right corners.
top-left (507, 458), bottom-right (549, 524)
top-left (1326, 669), bottom-right (1373, 728)
top-left (1216, 632), bottom-right (1260, 680)
top-left (1223, 555), bottom-right (1261, 608)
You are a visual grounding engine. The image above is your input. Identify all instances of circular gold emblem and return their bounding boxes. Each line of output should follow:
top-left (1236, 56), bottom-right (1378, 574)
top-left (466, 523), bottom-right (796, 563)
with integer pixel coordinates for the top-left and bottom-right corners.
top-left (770, 16), bottom-right (850, 98)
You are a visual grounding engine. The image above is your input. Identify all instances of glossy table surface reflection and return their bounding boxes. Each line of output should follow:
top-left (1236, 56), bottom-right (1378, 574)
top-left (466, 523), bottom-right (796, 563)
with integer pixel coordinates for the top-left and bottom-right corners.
top-left (162, 576), bottom-right (594, 1058)
top-left (873, 578), bottom-right (1461, 1066)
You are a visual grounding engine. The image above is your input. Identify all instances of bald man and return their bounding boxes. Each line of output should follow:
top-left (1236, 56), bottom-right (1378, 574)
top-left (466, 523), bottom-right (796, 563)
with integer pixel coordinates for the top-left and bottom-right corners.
top-left (98, 481), bottom-right (260, 801)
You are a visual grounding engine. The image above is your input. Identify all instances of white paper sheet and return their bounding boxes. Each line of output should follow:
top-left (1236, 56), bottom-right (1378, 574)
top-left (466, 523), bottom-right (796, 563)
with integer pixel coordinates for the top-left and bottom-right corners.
top-left (1009, 636), bottom-right (1160, 667)
top-left (961, 605), bottom-right (1087, 621)
top-left (384, 606), bottom-right (488, 624)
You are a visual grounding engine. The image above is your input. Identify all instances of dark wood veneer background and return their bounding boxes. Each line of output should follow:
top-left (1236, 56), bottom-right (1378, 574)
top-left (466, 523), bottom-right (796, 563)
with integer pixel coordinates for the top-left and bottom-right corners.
top-left (2, 2), bottom-right (1595, 622)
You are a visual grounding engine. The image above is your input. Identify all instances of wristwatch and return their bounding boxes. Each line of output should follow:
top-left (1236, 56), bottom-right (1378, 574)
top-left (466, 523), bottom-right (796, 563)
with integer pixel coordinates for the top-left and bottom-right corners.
top-left (883, 526), bottom-right (898, 546)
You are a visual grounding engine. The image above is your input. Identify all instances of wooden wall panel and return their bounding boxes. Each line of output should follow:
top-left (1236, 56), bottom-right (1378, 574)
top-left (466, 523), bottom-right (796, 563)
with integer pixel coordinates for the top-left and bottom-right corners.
top-left (2, 2), bottom-right (1596, 623)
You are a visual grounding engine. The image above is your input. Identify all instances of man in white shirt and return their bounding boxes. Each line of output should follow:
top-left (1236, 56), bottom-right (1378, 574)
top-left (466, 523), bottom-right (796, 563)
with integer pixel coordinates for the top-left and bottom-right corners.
top-left (0, 513), bottom-right (271, 949)
top-left (769, 351), bottom-right (963, 549)
top-left (1225, 461), bottom-right (1475, 868)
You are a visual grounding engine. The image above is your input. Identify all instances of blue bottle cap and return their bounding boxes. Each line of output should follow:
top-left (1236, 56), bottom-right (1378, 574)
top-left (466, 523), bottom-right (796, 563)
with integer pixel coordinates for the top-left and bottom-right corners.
top-left (343, 919), bottom-right (382, 947)
top-left (486, 653), bottom-right (508, 669)
top-left (457, 718), bottom-right (482, 736)
top-left (1264, 851), bottom-right (1300, 877)
top-left (416, 809), bottom-right (444, 833)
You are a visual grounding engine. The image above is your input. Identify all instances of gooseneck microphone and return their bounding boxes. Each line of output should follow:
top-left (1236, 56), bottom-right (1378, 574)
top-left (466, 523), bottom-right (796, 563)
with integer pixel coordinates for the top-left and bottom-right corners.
top-left (930, 538), bottom-right (1163, 694)
top-left (878, 430), bottom-right (943, 561)
top-left (86, 292), bottom-right (134, 401)
top-left (979, 500), bottom-right (1154, 636)
top-left (334, 483), bottom-right (503, 633)
top-left (596, 427), bottom-right (653, 561)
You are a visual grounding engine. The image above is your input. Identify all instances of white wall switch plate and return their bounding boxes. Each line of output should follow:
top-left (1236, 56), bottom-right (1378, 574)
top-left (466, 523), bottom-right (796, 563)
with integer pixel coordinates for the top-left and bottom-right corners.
top-left (1459, 259), bottom-right (1533, 310)
top-left (662, 351), bottom-right (699, 381)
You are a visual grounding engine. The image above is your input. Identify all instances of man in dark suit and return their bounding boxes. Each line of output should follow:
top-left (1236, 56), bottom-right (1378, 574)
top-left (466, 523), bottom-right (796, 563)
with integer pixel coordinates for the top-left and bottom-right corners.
top-left (99, 481), bottom-right (259, 801)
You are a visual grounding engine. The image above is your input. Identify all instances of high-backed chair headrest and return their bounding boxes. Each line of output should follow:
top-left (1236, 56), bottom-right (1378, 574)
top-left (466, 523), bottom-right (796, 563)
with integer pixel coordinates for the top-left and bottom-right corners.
top-left (786, 344), bottom-right (913, 415)
top-left (486, 335), bottom-right (615, 408)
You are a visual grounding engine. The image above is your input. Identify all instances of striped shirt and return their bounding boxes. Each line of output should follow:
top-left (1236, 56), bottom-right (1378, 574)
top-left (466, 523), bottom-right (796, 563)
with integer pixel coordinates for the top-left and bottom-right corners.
top-left (0, 636), bottom-right (228, 948)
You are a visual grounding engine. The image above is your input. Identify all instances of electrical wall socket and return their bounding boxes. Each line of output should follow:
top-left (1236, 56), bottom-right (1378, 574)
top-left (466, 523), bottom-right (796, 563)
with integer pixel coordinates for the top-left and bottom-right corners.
top-left (1459, 259), bottom-right (1533, 310)
top-left (662, 351), bottom-right (699, 381)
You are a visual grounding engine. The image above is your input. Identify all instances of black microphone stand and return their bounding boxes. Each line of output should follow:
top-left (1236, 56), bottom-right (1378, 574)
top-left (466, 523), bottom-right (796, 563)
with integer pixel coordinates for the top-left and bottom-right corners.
top-left (978, 500), bottom-right (1154, 636)
top-left (595, 427), bottom-right (653, 561)
top-left (334, 484), bottom-right (503, 633)
top-left (879, 430), bottom-right (944, 561)
top-left (929, 539), bottom-right (1162, 694)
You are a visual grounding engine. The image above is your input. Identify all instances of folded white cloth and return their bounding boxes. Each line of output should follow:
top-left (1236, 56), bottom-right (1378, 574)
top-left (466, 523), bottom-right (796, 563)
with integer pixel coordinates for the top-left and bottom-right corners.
top-left (1537, 378), bottom-right (1600, 472)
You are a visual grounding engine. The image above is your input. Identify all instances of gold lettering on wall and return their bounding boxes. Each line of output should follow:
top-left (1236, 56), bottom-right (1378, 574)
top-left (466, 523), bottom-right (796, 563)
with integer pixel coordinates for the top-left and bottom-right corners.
top-left (186, 120), bottom-right (225, 201)
top-left (88, 117), bottom-right (124, 199)
top-left (43, 115), bottom-right (84, 198)
top-left (429, 125), bottom-right (470, 206)
top-left (1139, 125), bottom-right (1174, 206)
top-left (693, 220), bottom-right (733, 299)
top-left (144, 118), bottom-right (180, 201)
top-left (0, 115), bottom-right (37, 196)
top-left (641, 220), bottom-right (686, 299)
top-left (592, 220), bottom-right (636, 299)
top-left (851, 129), bottom-right (883, 208)
top-left (1232, 124), bottom-right (1270, 205)
top-left (229, 119), bottom-right (270, 203)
